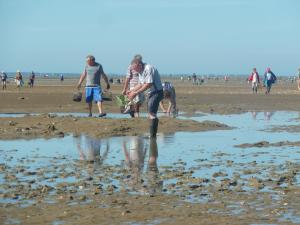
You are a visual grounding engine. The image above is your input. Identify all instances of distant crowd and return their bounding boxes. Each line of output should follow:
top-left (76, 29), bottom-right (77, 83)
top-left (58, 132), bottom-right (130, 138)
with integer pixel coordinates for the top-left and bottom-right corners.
top-left (0, 71), bottom-right (65, 90)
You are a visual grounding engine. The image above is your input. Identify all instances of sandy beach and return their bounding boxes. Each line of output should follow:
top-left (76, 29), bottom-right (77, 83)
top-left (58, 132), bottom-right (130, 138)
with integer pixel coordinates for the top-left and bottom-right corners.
top-left (1, 77), bottom-right (300, 115)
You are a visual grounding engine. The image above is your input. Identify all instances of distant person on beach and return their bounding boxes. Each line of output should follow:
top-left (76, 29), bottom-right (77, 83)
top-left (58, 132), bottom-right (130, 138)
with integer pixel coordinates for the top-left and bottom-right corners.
top-left (15, 70), bottom-right (23, 89)
top-left (192, 73), bottom-right (197, 85)
top-left (248, 68), bottom-right (260, 94)
top-left (159, 81), bottom-right (177, 117)
top-left (297, 68), bottom-right (300, 90)
top-left (224, 75), bottom-right (229, 82)
top-left (127, 54), bottom-right (163, 138)
top-left (263, 67), bottom-right (277, 95)
top-left (29, 71), bottom-right (35, 88)
top-left (1, 71), bottom-right (7, 90)
top-left (121, 58), bottom-right (145, 117)
top-left (60, 74), bottom-right (64, 83)
top-left (77, 55), bottom-right (110, 117)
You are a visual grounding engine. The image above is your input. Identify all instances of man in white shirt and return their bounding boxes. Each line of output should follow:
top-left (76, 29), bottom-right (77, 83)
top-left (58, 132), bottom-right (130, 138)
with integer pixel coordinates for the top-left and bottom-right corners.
top-left (127, 55), bottom-right (163, 138)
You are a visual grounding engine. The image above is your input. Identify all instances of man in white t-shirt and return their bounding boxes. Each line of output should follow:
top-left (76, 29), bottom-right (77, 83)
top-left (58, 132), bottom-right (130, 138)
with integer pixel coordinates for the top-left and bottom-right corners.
top-left (127, 55), bottom-right (163, 138)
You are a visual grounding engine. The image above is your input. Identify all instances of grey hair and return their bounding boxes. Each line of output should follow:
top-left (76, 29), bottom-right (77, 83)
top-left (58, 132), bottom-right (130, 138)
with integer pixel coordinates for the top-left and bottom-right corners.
top-left (86, 55), bottom-right (95, 61)
top-left (131, 54), bottom-right (143, 64)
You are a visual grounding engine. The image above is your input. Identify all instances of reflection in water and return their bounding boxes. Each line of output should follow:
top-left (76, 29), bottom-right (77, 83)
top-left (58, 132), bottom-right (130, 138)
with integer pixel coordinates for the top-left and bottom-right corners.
top-left (264, 111), bottom-right (274, 121)
top-left (76, 136), bottom-right (109, 165)
top-left (123, 136), bottom-right (147, 171)
top-left (251, 111), bottom-right (257, 120)
top-left (250, 111), bottom-right (275, 121)
top-left (122, 137), bottom-right (162, 195)
top-left (158, 132), bottom-right (175, 144)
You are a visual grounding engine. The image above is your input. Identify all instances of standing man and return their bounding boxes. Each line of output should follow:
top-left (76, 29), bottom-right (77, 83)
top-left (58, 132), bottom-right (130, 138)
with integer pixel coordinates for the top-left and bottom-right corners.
top-left (1, 71), bottom-right (7, 90)
top-left (77, 55), bottom-right (110, 117)
top-left (263, 67), bottom-right (277, 95)
top-left (15, 70), bottom-right (23, 89)
top-left (29, 71), bottom-right (35, 88)
top-left (60, 74), bottom-right (64, 84)
top-left (127, 55), bottom-right (163, 138)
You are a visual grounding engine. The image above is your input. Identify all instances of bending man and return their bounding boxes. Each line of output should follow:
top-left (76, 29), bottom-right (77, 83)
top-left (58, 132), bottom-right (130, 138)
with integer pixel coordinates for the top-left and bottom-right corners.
top-left (127, 55), bottom-right (163, 138)
top-left (159, 81), bottom-right (177, 116)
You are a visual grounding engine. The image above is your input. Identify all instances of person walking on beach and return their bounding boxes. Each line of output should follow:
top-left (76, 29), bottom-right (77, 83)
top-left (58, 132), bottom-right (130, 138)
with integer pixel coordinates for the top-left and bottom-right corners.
top-left (60, 74), bottom-right (64, 83)
top-left (15, 70), bottom-right (23, 89)
top-left (77, 55), bottom-right (110, 117)
top-left (127, 55), bottom-right (163, 138)
top-left (297, 68), bottom-right (300, 90)
top-left (29, 71), bottom-right (35, 88)
top-left (159, 81), bottom-right (177, 117)
top-left (192, 73), bottom-right (197, 85)
top-left (121, 58), bottom-right (145, 117)
top-left (248, 68), bottom-right (260, 94)
top-left (263, 67), bottom-right (277, 95)
top-left (1, 71), bottom-right (7, 90)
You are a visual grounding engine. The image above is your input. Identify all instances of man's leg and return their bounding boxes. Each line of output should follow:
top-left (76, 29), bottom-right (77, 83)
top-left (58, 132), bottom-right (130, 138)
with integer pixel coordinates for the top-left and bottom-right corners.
top-left (88, 102), bottom-right (93, 116)
top-left (94, 87), bottom-right (106, 117)
top-left (268, 84), bottom-right (272, 93)
top-left (86, 88), bottom-right (93, 117)
top-left (148, 91), bottom-right (164, 138)
top-left (97, 101), bottom-right (103, 114)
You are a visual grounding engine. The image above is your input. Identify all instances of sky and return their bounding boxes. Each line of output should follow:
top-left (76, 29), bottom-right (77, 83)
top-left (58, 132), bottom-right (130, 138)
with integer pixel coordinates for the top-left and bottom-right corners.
top-left (0, 0), bottom-right (299, 75)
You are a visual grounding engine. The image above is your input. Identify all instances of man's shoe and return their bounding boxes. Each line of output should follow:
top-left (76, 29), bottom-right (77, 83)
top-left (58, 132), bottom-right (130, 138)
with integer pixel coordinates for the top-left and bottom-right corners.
top-left (98, 113), bottom-right (107, 117)
top-left (129, 111), bottom-right (135, 118)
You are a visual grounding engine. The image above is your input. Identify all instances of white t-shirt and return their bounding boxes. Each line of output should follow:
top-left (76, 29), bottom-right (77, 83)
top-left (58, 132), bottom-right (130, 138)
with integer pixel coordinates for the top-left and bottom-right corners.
top-left (252, 72), bottom-right (258, 83)
top-left (139, 64), bottom-right (163, 95)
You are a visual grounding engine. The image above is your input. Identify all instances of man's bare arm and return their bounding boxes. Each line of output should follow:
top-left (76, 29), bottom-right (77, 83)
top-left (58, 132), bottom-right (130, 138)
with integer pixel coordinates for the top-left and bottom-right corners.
top-left (77, 71), bottom-right (87, 89)
top-left (102, 73), bottom-right (110, 89)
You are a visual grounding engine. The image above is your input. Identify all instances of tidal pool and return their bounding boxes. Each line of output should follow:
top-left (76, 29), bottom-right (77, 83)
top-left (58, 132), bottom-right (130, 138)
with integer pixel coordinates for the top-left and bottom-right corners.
top-left (0, 111), bottom-right (299, 223)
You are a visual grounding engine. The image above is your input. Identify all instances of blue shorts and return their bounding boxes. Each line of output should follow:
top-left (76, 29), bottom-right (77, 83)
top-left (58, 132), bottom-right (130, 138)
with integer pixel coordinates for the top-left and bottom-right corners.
top-left (85, 86), bottom-right (102, 103)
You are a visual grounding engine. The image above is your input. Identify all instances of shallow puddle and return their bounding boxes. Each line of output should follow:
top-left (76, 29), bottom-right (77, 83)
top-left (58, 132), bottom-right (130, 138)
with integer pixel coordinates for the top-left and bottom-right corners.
top-left (0, 111), bottom-right (299, 223)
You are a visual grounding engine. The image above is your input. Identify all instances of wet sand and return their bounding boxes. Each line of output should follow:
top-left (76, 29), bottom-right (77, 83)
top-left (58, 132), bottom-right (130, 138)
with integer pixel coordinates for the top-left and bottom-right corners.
top-left (0, 114), bottom-right (229, 140)
top-left (0, 76), bottom-right (300, 115)
top-left (1, 77), bottom-right (300, 225)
